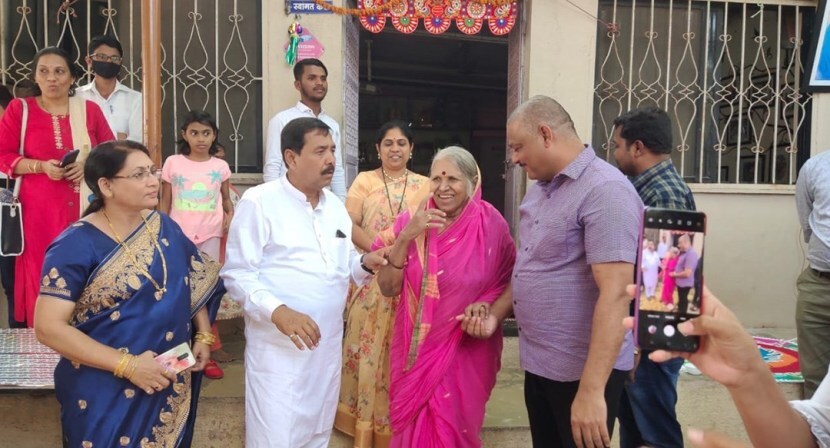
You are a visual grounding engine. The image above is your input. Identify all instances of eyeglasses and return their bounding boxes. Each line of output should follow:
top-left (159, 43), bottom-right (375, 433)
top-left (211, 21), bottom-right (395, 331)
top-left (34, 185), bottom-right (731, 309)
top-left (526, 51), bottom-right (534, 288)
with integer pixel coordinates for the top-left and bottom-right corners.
top-left (90, 53), bottom-right (123, 64)
top-left (112, 168), bottom-right (161, 181)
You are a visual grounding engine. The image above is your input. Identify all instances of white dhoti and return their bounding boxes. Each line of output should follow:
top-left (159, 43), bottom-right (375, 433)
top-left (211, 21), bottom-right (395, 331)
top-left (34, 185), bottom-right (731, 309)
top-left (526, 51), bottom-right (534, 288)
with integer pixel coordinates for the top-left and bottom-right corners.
top-left (244, 334), bottom-right (342, 447)
top-left (642, 250), bottom-right (661, 298)
top-left (220, 177), bottom-right (371, 448)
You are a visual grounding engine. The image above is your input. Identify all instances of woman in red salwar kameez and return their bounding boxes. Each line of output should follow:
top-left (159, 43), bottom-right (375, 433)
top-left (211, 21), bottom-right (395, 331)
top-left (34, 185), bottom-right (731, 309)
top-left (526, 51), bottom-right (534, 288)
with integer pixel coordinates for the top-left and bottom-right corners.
top-left (0, 47), bottom-right (114, 327)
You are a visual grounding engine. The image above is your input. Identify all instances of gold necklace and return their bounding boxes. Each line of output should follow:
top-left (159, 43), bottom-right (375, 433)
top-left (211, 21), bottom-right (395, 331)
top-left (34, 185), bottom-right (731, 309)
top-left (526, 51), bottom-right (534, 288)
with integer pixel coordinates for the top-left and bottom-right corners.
top-left (383, 168), bottom-right (408, 182)
top-left (102, 210), bottom-right (168, 300)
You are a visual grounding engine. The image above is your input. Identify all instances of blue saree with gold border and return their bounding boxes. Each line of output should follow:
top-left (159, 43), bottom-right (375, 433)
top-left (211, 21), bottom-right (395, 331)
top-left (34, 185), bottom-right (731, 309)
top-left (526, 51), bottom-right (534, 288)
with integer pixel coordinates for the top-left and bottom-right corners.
top-left (39, 211), bottom-right (224, 448)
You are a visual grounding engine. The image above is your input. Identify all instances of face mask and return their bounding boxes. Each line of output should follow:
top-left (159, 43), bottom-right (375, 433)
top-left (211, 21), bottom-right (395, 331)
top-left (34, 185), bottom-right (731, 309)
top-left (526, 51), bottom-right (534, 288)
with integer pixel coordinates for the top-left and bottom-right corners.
top-left (91, 61), bottom-right (121, 79)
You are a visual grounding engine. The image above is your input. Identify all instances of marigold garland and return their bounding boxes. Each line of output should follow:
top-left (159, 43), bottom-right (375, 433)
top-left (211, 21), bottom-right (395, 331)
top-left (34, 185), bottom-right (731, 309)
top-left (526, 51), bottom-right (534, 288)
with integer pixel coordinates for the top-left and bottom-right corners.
top-left (310, 0), bottom-right (405, 16)
top-left (311, 0), bottom-right (518, 17)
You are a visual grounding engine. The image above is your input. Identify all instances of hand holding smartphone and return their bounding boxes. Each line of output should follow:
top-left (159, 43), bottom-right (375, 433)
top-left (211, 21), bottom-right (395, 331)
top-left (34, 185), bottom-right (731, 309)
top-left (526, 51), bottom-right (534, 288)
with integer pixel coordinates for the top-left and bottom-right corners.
top-left (634, 208), bottom-right (706, 352)
top-left (154, 342), bottom-right (196, 374)
top-left (59, 149), bottom-right (80, 168)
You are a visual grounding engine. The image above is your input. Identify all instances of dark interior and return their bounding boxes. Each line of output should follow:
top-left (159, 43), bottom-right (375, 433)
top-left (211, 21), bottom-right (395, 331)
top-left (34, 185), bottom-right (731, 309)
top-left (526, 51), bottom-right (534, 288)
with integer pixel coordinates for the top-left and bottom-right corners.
top-left (358, 27), bottom-right (509, 213)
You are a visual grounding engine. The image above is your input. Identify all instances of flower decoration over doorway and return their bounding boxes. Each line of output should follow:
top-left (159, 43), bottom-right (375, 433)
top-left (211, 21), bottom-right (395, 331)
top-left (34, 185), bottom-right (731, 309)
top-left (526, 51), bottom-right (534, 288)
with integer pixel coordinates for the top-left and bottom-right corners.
top-left (355, 0), bottom-right (519, 35)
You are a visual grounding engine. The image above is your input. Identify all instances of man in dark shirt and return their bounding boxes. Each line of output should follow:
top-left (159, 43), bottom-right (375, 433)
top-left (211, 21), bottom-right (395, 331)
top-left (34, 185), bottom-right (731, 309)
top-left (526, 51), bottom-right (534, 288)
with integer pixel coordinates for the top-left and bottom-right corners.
top-left (612, 107), bottom-right (696, 448)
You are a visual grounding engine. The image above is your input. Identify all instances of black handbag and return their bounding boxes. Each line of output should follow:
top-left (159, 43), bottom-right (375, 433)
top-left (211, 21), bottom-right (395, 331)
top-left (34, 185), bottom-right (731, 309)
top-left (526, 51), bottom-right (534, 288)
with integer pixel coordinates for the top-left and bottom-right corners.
top-left (0, 99), bottom-right (27, 256)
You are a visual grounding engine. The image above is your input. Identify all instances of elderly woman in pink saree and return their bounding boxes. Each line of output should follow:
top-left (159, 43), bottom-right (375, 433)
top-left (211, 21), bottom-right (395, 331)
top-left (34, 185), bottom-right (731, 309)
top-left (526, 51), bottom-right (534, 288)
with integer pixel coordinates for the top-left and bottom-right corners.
top-left (376, 146), bottom-right (516, 448)
top-left (661, 247), bottom-right (680, 308)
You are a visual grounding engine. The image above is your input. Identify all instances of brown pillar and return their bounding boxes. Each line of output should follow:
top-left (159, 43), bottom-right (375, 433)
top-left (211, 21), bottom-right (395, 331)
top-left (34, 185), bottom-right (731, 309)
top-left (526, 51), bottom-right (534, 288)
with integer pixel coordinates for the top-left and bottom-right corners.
top-left (141, 0), bottom-right (162, 166)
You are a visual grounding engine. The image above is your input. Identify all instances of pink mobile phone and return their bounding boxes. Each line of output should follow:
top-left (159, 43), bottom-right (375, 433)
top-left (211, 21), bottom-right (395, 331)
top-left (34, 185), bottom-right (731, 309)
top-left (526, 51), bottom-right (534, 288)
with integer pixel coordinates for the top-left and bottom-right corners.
top-left (154, 342), bottom-right (196, 374)
top-left (59, 149), bottom-right (80, 168)
top-left (634, 207), bottom-right (706, 353)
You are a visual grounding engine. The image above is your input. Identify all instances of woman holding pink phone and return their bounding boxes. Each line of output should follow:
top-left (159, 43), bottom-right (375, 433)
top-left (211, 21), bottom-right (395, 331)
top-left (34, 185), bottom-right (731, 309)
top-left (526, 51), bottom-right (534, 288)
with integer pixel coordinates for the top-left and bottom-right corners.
top-left (34, 141), bottom-right (223, 448)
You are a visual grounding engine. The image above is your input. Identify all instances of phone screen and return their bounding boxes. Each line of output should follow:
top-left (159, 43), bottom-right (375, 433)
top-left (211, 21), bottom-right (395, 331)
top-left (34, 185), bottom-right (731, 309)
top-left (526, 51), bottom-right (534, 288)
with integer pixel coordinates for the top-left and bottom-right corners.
top-left (636, 208), bottom-right (706, 352)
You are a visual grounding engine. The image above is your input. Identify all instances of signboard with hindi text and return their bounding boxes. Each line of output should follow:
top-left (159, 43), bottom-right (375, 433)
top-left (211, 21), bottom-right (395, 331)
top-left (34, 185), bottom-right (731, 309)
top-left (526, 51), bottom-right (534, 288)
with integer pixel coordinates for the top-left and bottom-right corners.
top-left (289, 0), bottom-right (334, 14)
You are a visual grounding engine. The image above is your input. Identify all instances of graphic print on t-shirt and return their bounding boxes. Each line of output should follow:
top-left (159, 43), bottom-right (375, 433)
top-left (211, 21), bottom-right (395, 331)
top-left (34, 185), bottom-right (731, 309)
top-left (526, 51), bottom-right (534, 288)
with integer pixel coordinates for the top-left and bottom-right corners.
top-left (172, 170), bottom-right (223, 212)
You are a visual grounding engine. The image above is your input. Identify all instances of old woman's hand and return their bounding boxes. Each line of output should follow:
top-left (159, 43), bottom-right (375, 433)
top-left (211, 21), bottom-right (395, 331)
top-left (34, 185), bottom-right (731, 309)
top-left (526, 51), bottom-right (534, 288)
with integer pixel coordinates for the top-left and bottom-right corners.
top-left (456, 302), bottom-right (499, 339)
top-left (401, 197), bottom-right (446, 240)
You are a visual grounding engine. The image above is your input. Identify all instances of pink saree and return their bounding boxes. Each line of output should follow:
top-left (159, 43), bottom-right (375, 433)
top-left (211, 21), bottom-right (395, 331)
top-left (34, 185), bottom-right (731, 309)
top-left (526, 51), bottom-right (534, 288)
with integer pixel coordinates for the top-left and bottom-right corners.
top-left (661, 257), bottom-right (679, 305)
top-left (375, 188), bottom-right (515, 448)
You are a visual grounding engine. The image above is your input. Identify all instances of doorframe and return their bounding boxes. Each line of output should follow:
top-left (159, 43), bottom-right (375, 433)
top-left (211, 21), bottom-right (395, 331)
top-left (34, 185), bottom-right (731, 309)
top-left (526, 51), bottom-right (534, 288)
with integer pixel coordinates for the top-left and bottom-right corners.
top-left (504, 6), bottom-right (528, 238)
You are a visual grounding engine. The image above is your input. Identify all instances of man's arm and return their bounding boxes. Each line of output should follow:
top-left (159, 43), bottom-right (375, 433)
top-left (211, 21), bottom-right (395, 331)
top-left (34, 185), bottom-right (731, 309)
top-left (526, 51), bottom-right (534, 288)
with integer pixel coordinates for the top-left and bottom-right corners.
top-left (262, 115), bottom-right (284, 183)
top-left (796, 160), bottom-right (814, 243)
top-left (570, 261), bottom-right (634, 446)
top-left (330, 127), bottom-right (347, 200)
top-left (571, 179), bottom-right (642, 447)
top-left (127, 92), bottom-right (144, 143)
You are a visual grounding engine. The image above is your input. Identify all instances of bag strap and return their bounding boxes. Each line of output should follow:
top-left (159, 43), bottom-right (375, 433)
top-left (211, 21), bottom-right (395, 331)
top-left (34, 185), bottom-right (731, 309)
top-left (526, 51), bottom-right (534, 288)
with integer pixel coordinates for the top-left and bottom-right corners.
top-left (13, 99), bottom-right (28, 201)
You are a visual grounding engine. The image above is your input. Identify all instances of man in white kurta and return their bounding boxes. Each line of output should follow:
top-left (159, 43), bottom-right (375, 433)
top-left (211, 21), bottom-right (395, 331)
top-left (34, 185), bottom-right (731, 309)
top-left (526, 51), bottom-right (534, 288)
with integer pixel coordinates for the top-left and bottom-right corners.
top-left (221, 117), bottom-right (383, 448)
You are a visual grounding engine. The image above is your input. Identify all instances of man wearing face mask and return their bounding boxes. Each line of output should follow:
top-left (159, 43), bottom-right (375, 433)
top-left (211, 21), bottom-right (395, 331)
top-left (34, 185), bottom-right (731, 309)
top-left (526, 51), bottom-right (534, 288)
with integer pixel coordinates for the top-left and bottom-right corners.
top-left (77, 35), bottom-right (143, 142)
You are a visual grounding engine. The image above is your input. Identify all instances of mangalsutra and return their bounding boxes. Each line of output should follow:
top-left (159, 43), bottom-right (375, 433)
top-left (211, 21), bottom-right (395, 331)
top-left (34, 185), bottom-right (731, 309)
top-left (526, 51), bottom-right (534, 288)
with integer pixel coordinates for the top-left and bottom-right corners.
top-left (102, 210), bottom-right (168, 300)
top-left (381, 166), bottom-right (408, 216)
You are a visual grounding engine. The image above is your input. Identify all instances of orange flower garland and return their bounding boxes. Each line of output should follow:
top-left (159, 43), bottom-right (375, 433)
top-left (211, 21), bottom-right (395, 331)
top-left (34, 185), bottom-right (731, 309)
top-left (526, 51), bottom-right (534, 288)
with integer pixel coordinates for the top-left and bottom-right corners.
top-left (310, 0), bottom-right (518, 17)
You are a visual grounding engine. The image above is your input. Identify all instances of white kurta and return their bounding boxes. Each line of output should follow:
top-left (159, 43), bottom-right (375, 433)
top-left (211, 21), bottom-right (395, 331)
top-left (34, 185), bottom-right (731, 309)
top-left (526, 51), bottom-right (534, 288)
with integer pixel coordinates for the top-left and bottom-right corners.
top-left (221, 176), bottom-right (371, 448)
top-left (642, 250), bottom-right (661, 298)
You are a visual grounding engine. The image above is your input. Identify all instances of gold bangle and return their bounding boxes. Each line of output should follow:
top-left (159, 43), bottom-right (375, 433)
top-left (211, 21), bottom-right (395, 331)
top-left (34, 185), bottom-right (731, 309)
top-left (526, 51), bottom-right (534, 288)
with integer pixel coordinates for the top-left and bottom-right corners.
top-left (124, 355), bottom-right (140, 380)
top-left (194, 331), bottom-right (217, 346)
top-left (113, 353), bottom-right (132, 378)
top-left (28, 161), bottom-right (37, 174)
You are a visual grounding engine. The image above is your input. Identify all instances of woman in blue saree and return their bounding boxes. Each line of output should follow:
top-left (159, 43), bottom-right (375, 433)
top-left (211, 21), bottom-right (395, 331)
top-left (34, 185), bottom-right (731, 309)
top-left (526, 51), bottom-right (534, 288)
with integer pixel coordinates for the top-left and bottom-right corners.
top-left (34, 140), bottom-right (224, 448)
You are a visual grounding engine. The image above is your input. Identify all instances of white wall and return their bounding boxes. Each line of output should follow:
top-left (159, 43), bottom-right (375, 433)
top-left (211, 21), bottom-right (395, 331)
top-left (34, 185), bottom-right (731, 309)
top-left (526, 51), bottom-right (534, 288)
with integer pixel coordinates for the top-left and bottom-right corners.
top-left (261, 2), bottom-right (346, 160)
top-left (693, 192), bottom-right (804, 327)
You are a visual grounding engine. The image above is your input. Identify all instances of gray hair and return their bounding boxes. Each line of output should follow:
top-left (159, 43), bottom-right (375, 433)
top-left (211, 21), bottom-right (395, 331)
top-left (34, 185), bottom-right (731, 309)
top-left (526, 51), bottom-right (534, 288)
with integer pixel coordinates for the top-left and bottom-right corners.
top-left (508, 95), bottom-right (577, 136)
top-left (431, 146), bottom-right (478, 197)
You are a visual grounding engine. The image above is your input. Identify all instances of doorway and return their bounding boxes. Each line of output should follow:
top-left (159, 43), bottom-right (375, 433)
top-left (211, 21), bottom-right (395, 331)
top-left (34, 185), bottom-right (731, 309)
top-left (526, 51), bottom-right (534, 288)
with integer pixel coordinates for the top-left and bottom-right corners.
top-left (357, 28), bottom-right (509, 213)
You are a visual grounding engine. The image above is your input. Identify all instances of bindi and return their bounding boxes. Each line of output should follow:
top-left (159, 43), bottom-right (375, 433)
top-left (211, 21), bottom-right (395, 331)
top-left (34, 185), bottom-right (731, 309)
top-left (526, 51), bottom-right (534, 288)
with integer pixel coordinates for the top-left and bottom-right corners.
top-left (442, 171), bottom-right (446, 175)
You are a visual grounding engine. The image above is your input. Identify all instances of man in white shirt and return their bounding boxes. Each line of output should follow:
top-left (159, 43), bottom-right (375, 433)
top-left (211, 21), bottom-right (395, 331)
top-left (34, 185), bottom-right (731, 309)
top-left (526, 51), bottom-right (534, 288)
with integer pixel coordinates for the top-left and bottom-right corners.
top-left (76, 35), bottom-right (143, 142)
top-left (221, 117), bottom-right (386, 448)
top-left (263, 58), bottom-right (346, 200)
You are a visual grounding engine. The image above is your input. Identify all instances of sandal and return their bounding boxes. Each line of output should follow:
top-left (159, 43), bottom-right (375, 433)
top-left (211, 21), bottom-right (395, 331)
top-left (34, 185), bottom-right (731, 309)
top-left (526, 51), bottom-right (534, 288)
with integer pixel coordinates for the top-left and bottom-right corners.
top-left (204, 359), bottom-right (224, 380)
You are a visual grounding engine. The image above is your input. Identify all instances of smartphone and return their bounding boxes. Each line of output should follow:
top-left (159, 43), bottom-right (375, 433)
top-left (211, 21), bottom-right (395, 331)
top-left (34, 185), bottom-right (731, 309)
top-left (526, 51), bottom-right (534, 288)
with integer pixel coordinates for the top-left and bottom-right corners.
top-left (154, 342), bottom-right (196, 374)
top-left (634, 208), bottom-right (706, 352)
top-left (59, 149), bottom-right (80, 168)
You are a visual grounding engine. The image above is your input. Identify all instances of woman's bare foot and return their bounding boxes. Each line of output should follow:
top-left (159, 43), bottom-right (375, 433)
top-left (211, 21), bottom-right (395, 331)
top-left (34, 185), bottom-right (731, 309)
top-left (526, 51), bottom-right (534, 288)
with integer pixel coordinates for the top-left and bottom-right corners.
top-left (211, 348), bottom-right (237, 363)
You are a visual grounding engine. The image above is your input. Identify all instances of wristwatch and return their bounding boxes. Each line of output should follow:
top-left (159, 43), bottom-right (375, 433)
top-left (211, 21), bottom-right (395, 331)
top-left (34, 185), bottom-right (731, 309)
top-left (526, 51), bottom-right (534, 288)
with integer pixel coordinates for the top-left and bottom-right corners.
top-left (360, 254), bottom-right (375, 275)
